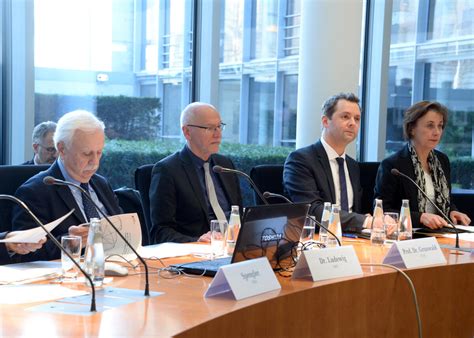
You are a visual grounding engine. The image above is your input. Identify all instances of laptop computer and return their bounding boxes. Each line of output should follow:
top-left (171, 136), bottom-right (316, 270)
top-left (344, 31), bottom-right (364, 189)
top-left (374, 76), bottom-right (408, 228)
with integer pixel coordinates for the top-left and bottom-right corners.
top-left (172, 202), bottom-right (310, 276)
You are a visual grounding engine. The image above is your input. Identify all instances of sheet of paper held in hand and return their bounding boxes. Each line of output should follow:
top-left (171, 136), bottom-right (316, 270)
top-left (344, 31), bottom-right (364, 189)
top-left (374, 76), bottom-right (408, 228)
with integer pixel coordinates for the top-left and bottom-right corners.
top-left (101, 213), bottom-right (142, 261)
top-left (0, 209), bottom-right (75, 243)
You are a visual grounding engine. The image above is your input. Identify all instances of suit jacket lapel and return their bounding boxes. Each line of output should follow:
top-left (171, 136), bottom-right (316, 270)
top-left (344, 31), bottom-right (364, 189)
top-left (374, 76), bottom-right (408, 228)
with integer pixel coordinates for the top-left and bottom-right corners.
top-left (180, 148), bottom-right (208, 217)
top-left (314, 141), bottom-right (336, 202)
top-left (89, 177), bottom-right (114, 216)
top-left (346, 157), bottom-right (360, 210)
top-left (49, 162), bottom-right (87, 224)
top-left (211, 156), bottom-right (237, 205)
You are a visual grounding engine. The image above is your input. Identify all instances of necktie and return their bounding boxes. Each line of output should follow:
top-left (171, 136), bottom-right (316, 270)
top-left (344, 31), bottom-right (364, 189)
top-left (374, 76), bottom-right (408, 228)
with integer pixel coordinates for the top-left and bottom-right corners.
top-left (80, 182), bottom-right (100, 221)
top-left (336, 157), bottom-right (349, 212)
top-left (203, 162), bottom-right (226, 221)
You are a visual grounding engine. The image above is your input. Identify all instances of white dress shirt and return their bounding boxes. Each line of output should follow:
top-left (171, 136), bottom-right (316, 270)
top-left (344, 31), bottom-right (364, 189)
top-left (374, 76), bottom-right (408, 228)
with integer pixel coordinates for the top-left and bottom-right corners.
top-left (320, 137), bottom-right (354, 212)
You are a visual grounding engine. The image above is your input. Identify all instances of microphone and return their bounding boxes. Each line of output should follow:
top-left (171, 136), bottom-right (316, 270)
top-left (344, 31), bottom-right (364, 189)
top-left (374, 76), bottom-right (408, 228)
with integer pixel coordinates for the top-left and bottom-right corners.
top-left (212, 165), bottom-right (269, 205)
top-left (262, 191), bottom-right (341, 246)
top-left (0, 194), bottom-right (97, 312)
top-left (43, 176), bottom-right (150, 296)
top-left (390, 168), bottom-right (460, 249)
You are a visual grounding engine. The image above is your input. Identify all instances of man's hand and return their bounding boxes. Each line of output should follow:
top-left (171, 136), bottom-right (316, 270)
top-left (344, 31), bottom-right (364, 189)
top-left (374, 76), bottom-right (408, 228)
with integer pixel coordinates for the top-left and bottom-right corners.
top-left (5, 234), bottom-right (46, 255)
top-left (198, 231), bottom-right (212, 243)
top-left (69, 224), bottom-right (90, 245)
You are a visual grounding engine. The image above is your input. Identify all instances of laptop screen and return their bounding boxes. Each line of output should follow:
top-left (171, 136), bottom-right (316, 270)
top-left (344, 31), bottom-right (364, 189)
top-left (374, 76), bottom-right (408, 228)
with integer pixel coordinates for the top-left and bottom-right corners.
top-left (232, 202), bottom-right (310, 270)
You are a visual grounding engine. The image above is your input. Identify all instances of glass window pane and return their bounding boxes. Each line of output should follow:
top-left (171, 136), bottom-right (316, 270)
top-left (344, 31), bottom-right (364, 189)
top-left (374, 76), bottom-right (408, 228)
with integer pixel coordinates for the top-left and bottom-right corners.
top-left (424, 61), bottom-right (474, 157)
top-left (218, 80), bottom-right (241, 143)
top-left (248, 78), bottom-right (275, 145)
top-left (428, 0), bottom-right (474, 40)
top-left (281, 75), bottom-right (298, 146)
top-left (251, 0), bottom-right (278, 59)
top-left (391, 0), bottom-right (418, 44)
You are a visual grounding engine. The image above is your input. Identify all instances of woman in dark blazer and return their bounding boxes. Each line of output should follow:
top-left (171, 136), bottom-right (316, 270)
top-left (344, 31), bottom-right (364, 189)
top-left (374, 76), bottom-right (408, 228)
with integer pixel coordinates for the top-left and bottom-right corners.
top-left (374, 101), bottom-right (471, 229)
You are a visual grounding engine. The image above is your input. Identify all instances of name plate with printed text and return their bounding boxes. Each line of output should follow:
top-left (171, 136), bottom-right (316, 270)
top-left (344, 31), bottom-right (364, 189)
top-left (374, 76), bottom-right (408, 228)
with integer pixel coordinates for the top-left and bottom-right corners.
top-left (292, 245), bottom-right (363, 282)
top-left (382, 237), bottom-right (446, 268)
top-left (204, 257), bottom-right (281, 300)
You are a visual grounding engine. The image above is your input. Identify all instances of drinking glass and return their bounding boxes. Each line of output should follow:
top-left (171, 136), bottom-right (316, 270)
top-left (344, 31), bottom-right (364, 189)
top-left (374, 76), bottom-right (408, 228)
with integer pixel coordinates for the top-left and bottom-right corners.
top-left (61, 235), bottom-right (82, 279)
top-left (384, 212), bottom-right (399, 244)
top-left (210, 220), bottom-right (228, 259)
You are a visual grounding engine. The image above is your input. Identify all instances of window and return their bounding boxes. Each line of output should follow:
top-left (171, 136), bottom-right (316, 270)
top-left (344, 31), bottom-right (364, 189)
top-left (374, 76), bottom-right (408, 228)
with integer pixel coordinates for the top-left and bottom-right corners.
top-left (382, 0), bottom-right (474, 189)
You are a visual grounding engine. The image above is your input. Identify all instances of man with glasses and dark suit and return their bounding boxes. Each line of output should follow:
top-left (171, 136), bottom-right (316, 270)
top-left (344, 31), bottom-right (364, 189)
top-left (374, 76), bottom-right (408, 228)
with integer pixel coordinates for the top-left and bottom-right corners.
top-left (23, 121), bottom-right (58, 165)
top-left (149, 102), bottom-right (242, 244)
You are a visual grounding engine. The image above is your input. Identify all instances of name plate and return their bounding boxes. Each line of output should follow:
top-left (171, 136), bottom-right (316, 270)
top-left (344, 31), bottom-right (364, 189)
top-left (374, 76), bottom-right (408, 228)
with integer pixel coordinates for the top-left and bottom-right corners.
top-left (204, 257), bottom-right (281, 300)
top-left (292, 245), bottom-right (362, 282)
top-left (383, 237), bottom-right (446, 268)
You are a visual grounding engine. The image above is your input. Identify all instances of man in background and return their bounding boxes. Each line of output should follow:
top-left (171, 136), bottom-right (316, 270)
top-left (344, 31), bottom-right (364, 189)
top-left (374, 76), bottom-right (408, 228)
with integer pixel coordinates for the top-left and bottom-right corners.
top-left (284, 93), bottom-right (371, 232)
top-left (12, 110), bottom-right (121, 260)
top-left (149, 102), bottom-right (242, 244)
top-left (23, 121), bottom-right (57, 165)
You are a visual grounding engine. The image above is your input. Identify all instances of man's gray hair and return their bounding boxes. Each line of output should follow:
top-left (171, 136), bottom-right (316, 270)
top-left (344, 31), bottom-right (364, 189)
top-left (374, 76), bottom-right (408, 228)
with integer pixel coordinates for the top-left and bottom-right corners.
top-left (32, 121), bottom-right (57, 144)
top-left (54, 110), bottom-right (105, 148)
top-left (180, 102), bottom-right (217, 127)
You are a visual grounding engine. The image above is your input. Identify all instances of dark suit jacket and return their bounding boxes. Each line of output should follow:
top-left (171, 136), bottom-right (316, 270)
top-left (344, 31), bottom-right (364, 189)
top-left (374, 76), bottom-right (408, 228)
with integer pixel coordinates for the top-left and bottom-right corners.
top-left (0, 232), bottom-right (11, 265)
top-left (283, 140), bottom-right (366, 232)
top-left (374, 144), bottom-right (457, 228)
top-left (149, 147), bottom-right (243, 244)
top-left (22, 159), bottom-right (35, 165)
top-left (11, 161), bottom-right (122, 261)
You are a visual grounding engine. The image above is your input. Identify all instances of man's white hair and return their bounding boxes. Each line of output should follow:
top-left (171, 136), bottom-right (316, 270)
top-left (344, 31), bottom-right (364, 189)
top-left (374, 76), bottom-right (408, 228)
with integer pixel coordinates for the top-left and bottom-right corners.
top-left (180, 102), bottom-right (217, 127)
top-left (53, 110), bottom-right (105, 148)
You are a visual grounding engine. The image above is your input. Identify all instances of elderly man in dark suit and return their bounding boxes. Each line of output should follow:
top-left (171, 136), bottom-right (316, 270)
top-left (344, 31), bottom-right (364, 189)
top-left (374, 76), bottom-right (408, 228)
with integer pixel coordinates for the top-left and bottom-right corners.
top-left (12, 110), bottom-right (122, 261)
top-left (284, 93), bottom-right (370, 232)
top-left (149, 102), bottom-right (242, 244)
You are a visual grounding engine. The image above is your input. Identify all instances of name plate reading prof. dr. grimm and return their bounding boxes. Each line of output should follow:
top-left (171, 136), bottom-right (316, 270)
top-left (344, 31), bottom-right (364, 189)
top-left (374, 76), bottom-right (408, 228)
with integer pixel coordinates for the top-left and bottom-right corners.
top-left (383, 237), bottom-right (446, 268)
top-left (204, 257), bottom-right (281, 301)
top-left (292, 245), bottom-right (363, 282)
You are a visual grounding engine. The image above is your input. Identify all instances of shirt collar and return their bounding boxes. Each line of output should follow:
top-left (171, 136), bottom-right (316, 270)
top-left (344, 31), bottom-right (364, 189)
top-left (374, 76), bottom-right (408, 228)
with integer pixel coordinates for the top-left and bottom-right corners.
top-left (185, 144), bottom-right (208, 168)
top-left (320, 136), bottom-right (346, 161)
top-left (57, 158), bottom-right (82, 186)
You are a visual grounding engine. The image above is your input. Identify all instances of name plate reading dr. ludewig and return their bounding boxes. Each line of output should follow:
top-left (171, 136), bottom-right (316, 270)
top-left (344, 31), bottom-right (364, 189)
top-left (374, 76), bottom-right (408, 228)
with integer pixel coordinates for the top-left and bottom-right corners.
top-left (292, 245), bottom-right (363, 282)
top-left (204, 257), bottom-right (281, 301)
top-left (382, 237), bottom-right (446, 268)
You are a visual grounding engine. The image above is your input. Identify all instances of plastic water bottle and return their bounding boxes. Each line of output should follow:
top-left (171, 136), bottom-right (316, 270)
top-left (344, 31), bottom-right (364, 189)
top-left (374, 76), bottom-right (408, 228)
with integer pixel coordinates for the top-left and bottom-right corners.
top-left (398, 199), bottom-right (412, 241)
top-left (84, 217), bottom-right (105, 286)
top-left (226, 205), bottom-right (241, 256)
top-left (327, 204), bottom-right (342, 247)
top-left (319, 202), bottom-right (331, 245)
top-left (370, 199), bottom-right (386, 246)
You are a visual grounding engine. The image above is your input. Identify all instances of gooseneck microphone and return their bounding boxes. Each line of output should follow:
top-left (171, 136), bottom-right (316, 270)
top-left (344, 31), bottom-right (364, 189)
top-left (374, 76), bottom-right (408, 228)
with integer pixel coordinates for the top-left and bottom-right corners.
top-left (262, 191), bottom-right (341, 246)
top-left (213, 165), bottom-right (269, 205)
top-left (0, 194), bottom-right (97, 312)
top-left (390, 168), bottom-right (460, 249)
top-left (43, 176), bottom-right (150, 296)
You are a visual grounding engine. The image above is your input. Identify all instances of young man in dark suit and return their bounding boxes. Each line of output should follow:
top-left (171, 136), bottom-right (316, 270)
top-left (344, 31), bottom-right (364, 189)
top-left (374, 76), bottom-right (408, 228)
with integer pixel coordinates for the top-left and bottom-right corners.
top-left (12, 110), bottom-right (122, 261)
top-left (284, 93), bottom-right (371, 232)
top-left (149, 102), bottom-right (242, 244)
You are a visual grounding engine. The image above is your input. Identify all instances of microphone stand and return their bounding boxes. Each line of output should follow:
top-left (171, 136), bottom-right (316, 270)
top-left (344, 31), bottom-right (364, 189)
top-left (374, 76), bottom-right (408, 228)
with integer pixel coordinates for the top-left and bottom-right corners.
top-left (212, 165), bottom-right (269, 205)
top-left (0, 194), bottom-right (97, 312)
top-left (43, 177), bottom-right (150, 296)
top-left (391, 169), bottom-right (460, 249)
top-left (262, 191), bottom-right (341, 246)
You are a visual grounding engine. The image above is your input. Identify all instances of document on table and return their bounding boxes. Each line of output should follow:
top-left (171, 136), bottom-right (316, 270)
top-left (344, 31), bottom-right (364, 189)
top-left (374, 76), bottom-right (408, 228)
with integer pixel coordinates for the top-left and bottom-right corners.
top-left (139, 242), bottom-right (212, 259)
top-left (0, 210), bottom-right (74, 243)
top-left (0, 284), bottom-right (88, 304)
top-left (0, 261), bottom-right (62, 285)
top-left (101, 213), bottom-right (142, 261)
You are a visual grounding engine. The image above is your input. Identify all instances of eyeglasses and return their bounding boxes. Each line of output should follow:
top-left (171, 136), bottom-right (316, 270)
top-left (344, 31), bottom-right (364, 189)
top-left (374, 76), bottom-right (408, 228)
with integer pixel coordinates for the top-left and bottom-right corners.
top-left (39, 144), bottom-right (57, 153)
top-left (187, 123), bottom-right (226, 133)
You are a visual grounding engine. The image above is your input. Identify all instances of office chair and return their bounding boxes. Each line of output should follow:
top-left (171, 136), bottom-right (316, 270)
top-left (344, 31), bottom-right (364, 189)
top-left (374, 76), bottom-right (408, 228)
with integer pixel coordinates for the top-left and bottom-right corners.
top-left (0, 165), bottom-right (50, 233)
top-left (249, 164), bottom-right (287, 205)
top-left (134, 164), bottom-right (155, 244)
top-left (358, 161), bottom-right (380, 214)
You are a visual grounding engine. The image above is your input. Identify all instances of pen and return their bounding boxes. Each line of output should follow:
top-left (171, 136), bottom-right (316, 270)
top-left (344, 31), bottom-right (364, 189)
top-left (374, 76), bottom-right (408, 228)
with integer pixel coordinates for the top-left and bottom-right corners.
top-left (343, 233), bottom-right (358, 238)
